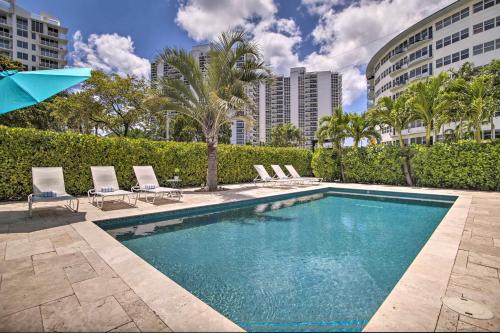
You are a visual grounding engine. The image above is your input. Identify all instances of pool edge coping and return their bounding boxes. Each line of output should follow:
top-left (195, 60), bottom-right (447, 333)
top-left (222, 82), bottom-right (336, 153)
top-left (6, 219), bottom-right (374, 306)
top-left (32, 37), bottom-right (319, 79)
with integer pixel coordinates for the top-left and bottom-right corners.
top-left (71, 183), bottom-right (469, 332)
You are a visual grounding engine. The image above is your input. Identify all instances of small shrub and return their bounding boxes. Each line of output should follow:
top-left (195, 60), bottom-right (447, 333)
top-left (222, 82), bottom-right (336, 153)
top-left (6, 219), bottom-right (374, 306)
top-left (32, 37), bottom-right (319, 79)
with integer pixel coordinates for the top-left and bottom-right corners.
top-left (311, 149), bottom-right (340, 181)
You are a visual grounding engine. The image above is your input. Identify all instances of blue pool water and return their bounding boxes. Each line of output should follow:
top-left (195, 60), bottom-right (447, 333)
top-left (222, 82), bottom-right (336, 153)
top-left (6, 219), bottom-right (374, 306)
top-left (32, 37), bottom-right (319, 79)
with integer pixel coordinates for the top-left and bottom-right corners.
top-left (103, 191), bottom-right (453, 332)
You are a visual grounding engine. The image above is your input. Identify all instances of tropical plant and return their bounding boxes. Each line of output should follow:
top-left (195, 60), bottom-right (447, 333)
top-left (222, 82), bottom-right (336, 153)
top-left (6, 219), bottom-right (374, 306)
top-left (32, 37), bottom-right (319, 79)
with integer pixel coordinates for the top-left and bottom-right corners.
top-left (407, 72), bottom-right (449, 145)
top-left (368, 94), bottom-right (416, 185)
top-left (270, 123), bottom-right (305, 147)
top-left (0, 54), bottom-right (23, 71)
top-left (316, 107), bottom-right (350, 181)
top-left (158, 30), bottom-right (268, 191)
top-left (348, 113), bottom-right (381, 148)
top-left (448, 75), bottom-right (496, 143)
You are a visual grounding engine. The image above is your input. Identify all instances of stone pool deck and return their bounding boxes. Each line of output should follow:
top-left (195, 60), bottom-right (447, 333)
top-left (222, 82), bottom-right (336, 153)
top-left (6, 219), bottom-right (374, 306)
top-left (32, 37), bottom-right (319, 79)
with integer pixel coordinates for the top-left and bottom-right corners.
top-left (0, 183), bottom-right (499, 332)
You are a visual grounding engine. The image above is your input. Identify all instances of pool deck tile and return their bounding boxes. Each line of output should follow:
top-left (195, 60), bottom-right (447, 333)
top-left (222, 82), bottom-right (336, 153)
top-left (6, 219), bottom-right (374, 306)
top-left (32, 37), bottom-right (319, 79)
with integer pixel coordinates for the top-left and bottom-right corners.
top-left (0, 183), bottom-right (499, 332)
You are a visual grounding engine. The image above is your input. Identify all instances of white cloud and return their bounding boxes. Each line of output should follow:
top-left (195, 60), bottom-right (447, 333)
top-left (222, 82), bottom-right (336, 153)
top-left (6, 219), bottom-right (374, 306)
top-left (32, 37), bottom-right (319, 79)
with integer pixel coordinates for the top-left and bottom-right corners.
top-left (175, 0), bottom-right (301, 75)
top-left (302, 0), bottom-right (455, 105)
top-left (71, 30), bottom-right (150, 79)
top-left (301, 0), bottom-right (346, 15)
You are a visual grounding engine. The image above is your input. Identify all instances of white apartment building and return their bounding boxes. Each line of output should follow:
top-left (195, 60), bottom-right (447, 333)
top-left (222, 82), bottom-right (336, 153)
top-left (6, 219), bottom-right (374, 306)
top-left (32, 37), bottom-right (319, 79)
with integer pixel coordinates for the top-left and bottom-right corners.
top-left (0, 0), bottom-right (67, 71)
top-left (258, 68), bottom-right (342, 148)
top-left (366, 0), bottom-right (500, 144)
top-left (152, 49), bottom-right (342, 147)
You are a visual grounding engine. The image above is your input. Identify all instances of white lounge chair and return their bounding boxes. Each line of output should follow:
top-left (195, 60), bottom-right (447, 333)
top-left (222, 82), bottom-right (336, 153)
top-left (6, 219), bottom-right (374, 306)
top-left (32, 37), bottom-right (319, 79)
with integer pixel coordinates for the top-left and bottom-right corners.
top-left (285, 165), bottom-right (323, 184)
top-left (271, 165), bottom-right (303, 185)
top-left (88, 166), bottom-right (137, 209)
top-left (28, 167), bottom-right (79, 217)
top-left (253, 165), bottom-right (291, 186)
top-left (132, 166), bottom-right (182, 203)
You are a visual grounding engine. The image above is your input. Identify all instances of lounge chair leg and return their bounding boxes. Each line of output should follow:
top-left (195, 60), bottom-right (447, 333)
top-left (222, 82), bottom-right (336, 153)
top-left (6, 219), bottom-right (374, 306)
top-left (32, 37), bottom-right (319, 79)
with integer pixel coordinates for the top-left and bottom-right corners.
top-left (28, 195), bottom-right (33, 218)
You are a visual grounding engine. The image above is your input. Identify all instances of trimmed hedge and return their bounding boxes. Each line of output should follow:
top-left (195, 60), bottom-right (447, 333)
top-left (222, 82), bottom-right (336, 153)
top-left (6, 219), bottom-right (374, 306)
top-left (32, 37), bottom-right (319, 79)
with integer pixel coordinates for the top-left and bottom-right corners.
top-left (342, 145), bottom-right (407, 186)
top-left (311, 149), bottom-right (340, 182)
top-left (412, 140), bottom-right (500, 191)
top-left (0, 126), bottom-right (312, 200)
top-left (336, 140), bottom-right (500, 191)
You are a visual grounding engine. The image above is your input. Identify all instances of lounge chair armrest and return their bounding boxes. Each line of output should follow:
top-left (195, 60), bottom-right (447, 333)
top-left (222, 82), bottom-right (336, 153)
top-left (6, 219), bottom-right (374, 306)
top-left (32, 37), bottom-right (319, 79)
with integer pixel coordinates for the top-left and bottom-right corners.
top-left (131, 185), bottom-right (140, 192)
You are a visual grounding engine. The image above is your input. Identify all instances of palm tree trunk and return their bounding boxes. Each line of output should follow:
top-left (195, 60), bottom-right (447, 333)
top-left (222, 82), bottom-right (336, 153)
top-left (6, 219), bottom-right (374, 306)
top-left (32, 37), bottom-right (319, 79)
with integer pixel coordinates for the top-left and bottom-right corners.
top-left (474, 125), bottom-right (481, 143)
top-left (206, 138), bottom-right (218, 191)
top-left (491, 115), bottom-right (495, 140)
top-left (426, 125), bottom-right (432, 146)
top-left (398, 131), bottom-right (413, 186)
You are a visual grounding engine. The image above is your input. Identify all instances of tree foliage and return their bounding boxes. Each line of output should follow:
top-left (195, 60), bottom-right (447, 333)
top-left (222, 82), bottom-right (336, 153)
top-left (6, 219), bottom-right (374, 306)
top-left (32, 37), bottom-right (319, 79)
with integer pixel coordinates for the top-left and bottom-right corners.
top-left (269, 123), bottom-right (305, 147)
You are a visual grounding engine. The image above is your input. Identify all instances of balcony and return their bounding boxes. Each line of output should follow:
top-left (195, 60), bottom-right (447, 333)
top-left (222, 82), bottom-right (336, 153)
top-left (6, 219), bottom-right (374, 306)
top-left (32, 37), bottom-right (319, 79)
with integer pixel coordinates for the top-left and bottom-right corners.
top-left (0, 30), bottom-right (11, 38)
top-left (42, 30), bottom-right (67, 41)
top-left (0, 43), bottom-right (11, 51)
top-left (389, 64), bottom-right (408, 77)
top-left (406, 38), bottom-right (431, 52)
top-left (407, 55), bottom-right (431, 68)
top-left (408, 72), bottom-right (430, 83)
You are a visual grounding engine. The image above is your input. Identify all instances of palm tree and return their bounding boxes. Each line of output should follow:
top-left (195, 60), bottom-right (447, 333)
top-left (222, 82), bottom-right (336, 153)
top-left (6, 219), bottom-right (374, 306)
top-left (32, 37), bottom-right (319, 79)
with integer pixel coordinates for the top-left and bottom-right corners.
top-left (451, 75), bottom-right (496, 143)
top-left (317, 107), bottom-right (350, 182)
top-left (368, 94), bottom-right (416, 186)
top-left (348, 113), bottom-right (381, 148)
top-left (270, 123), bottom-right (305, 147)
top-left (159, 30), bottom-right (268, 191)
top-left (407, 72), bottom-right (449, 145)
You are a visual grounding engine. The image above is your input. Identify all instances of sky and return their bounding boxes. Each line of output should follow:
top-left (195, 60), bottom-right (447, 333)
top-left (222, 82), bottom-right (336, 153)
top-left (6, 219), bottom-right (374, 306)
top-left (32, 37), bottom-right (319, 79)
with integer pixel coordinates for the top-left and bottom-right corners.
top-left (18, 0), bottom-right (455, 113)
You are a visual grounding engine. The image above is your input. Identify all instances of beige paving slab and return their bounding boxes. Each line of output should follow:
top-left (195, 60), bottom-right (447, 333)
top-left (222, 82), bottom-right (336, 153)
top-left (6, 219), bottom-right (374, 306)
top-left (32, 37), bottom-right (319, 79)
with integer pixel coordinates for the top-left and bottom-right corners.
top-left (33, 251), bottom-right (87, 275)
top-left (0, 306), bottom-right (43, 332)
top-left (72, 275), bottom-right (130, 302)
top-left (0, 269), bottom-right (73, 317)
top-left (0, 257), bottom-right (32, 276)
top-left (4, 238), bottom-right (53, 261)
top-left (468, 252), bottom-right (500, 269)
top-left (110, 321), bottom-right (141, 332)
top-left (457, 321), bottom-right (489, 332)
top-left (41, 295), bottom-right (131, 332)
top-left (63, 262), bottom-right (97, 284)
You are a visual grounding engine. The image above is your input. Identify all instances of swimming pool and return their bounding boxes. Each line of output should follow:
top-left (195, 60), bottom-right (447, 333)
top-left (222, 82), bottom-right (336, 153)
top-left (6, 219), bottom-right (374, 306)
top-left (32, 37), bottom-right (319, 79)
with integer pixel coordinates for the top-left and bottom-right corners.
top-left (101, 189), bottom-right (455, 332)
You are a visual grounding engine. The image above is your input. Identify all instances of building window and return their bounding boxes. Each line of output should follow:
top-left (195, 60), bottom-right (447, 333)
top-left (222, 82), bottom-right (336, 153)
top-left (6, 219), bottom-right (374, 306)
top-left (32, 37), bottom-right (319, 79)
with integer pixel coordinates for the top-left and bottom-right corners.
top-left (473, 1), bottom-right (483, 12)
top-left (16, 40), bottom-right (28, 49)
top-left (452, 12), bottom-right (460, 23)
top-left (16, 51), bottom-right (28, 60)
top-left (484, 18), bottom-right (495, 30)
top-left (444, 36), bottom-right (451, 46)
top-left (473, 44), bottom-right (483, 55)
top-left (16, 17), bottom-right (28, 38)
top-left (452, 52), bottom-right (460, 63)
top-left (436, 20), bottom-right (443, 31)
top-left (31, 20), bottom-right (43, 33)
top-left (484, 40), bottom-right (495, 52)
top-left (497, 15), bottom-right (500, 26)
top-left (461, 48), bottom-right (469, 59)
top-left (31, 66), bottom-right (36, 71)
top-left (436, 39), bottom-right (443, 49)
top-left (32, 55), bottom-right (36, 62)
top-left (32, 44), bottom-right (36, 51)
top-left (461, 28), bottom-right (469, 39)
top-left (483, 130), bottom-right (491, 139)
top-left (0, 38), bottom-right (9, 49)
top-left (452, 32), bottom-right (460, 43)
top-left (461, 7), bottom-right (470, 19)
top-left (496, 38), bottom-right (500, 49)
top-left (443, 16), bottom-right (451, 27)
top-left (484, 0), bottom-right (495, 9)
top-left (443, 55), bottom-right (451, 66)
top-left (436, 58), bottom-right (443, 68)
top-left (473, 22), bottom-right (483, 34)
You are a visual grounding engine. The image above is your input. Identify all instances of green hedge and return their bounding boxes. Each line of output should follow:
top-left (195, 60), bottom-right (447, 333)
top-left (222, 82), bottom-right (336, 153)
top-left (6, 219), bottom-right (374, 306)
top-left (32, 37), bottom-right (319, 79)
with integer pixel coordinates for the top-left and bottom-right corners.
top-left (342, 145), bottom-right (407, 186)
top-left (0, 126), bottom-right (312, 200)
top-left (412, 140), bottom-right (500, 191)
top-left (338, 141), bottom-right (499, 190)
top-left (311, 149), bottom-right (340, 182)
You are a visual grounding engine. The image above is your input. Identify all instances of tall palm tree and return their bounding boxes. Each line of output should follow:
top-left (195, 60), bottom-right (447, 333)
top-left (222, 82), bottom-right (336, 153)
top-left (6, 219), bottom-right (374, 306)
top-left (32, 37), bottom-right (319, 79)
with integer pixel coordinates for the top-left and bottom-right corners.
top-left (159, 30), bottom-right (268, 191)
top-left (317, 107), bottom-right (350, 182)
top-left (348, 113), bottom-right (381, 148)
top-left (407, 72), bottom-right (449, 145)
top-left (368, 94), bottom-right (416, 186)
top-left (451, 75), bottom-right (496, 143)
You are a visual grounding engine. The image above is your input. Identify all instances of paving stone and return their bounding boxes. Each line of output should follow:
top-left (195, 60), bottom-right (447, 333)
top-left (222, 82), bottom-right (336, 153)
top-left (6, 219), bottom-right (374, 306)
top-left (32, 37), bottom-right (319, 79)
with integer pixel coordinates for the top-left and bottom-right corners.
top-left (469, 252), bottom-right (500, 269)
top-left (109, 321), bottom-right (140, 332)
top-left (460, 240), bottom-right (500, 258)
top-left (33, 251), bottom-right (87, 275)
top-left (454, 250), bottom-right (468, 268)
top-left (64, 262), bottom-right (97, 284)
top-left (41, 295), bottom-right (130, 332)
top-left (0, 242), bottom-right (5, 261)
top-left (457, 321), bottom-right (488, 332)
top-left (494, 238), bottom-right (500, 248)
top-left (465, 262), bottom-right (499, 279)
top-left (0, 306), bottom-right (43, 332)
top-left (31, 251), bottom-right (57, 261)
top-left (114, 290), bottom-right (171, 332)
top-left (450, 272), bottom-right (499, 292)
top-left (435, 304), bottom-right (458, 332)
top-left (0, 257), bottom-right (32, 276)
top-left (81, 249), bottom-right (117, 277)
top-left (5, 239), bottom-right (53, 261)
top-left (72, 276), bottom-right (130, 302)
top-left (0, 269), bottom-right (73, 317)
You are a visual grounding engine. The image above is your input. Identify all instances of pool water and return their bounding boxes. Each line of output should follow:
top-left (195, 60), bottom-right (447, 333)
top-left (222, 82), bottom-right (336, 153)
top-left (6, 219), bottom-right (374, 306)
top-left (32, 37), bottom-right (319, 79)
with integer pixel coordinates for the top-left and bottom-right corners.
top-left (104, 192), bottom-right (452, 332)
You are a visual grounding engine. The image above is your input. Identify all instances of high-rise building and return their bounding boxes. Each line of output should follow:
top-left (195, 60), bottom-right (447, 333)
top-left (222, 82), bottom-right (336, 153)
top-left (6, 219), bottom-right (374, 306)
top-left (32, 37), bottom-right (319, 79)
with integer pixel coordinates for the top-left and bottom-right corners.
top-left (151, 49), bottom-right (343, 147)
top-left (258, 67), bottom-right (342, 148)
top-left (0, 0), bottom-right (68, 71)
top-left (366, 0), bottom-right (500, 144)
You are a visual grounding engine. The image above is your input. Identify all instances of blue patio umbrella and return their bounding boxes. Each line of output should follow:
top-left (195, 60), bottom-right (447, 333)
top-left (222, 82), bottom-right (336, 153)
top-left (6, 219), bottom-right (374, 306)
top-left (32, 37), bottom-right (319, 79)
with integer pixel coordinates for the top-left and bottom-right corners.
top-left (0, 67), bottom-right (91, 115)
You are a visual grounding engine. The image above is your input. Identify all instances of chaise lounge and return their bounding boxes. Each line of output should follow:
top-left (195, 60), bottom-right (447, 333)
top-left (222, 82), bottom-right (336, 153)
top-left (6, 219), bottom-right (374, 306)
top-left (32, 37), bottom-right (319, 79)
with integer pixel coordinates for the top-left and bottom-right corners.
top-left (28, 167), bottom-right (79, 217)
top-left (88, 166), bottom-right (137, 209)
top-left (132, 166), bottom-right (182, 203)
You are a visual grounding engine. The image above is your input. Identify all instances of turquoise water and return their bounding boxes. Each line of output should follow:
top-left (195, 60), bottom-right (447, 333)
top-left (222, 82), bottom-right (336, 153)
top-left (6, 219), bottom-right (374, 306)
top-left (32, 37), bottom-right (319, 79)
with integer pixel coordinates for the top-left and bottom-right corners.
top-left (106, 192), bottom-right (451, 332)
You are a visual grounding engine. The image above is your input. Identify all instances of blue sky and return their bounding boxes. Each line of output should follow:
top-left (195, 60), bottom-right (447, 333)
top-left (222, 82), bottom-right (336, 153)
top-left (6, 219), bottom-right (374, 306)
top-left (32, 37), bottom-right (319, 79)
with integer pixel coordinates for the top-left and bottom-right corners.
top-left (18, 0), bottom-right (454, 113)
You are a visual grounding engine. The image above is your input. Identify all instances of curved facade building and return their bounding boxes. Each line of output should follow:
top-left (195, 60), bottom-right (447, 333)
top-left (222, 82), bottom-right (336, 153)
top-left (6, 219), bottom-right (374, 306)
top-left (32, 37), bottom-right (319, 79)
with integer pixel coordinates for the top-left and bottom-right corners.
top-left (366, 0), bottom-right (500, 144)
